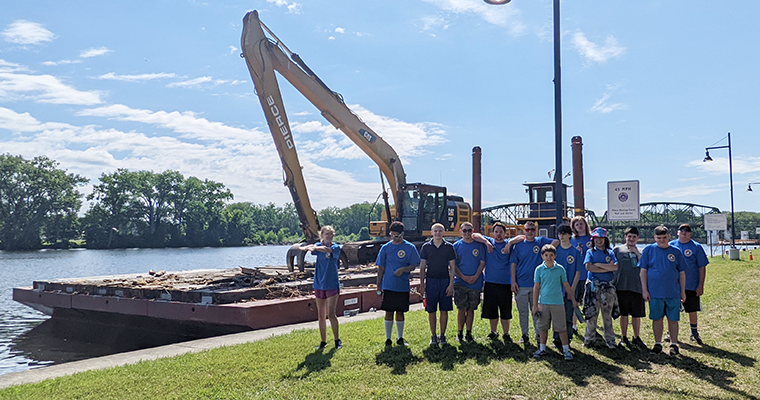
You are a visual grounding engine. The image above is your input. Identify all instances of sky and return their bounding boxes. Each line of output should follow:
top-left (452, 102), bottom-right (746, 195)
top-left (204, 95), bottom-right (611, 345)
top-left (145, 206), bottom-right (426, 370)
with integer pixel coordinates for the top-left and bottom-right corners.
top-left (2, 0), bottom-right (760, 220)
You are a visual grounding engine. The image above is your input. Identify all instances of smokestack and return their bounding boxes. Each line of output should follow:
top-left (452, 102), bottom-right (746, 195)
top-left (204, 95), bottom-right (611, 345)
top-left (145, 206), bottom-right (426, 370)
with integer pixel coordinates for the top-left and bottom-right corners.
top-left (571, 136), bottom-right (585, 217)
top-left (472, 146), bottom-right (482, 233)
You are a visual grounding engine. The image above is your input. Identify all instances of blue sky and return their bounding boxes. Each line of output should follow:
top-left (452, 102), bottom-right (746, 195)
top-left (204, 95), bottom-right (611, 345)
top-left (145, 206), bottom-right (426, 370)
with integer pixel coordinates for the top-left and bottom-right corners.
top-left (2, 0), bottom-right (759, 217)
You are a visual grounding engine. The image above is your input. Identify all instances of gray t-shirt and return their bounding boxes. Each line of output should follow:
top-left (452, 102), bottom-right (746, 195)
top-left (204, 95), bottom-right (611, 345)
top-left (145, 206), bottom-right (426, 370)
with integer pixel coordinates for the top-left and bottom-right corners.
top-left (613, 245), bottom-right (642, 293)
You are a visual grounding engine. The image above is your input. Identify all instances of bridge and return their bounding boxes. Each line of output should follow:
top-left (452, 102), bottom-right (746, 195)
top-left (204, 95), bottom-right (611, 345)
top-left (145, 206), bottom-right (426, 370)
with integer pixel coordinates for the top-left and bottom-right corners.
top-left (482, 201), bottom-right (721, 243)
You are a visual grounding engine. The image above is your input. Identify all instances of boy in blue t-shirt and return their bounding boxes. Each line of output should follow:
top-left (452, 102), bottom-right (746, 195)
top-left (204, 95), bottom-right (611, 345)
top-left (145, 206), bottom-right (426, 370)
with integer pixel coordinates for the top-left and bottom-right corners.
top-left (453, 222), bottom-right (486, 343)
top-left (532, 244), bottom-right (577, 361)
top-left (376, 221), bottom-right (421, 347)
top-left (553, 224), bottom-right (581, 347)
top-left (669, 223), bottom-right (709, 345)
top-left (583, 227), bottom-right (618, 349)
top-left (510, 221), bottom-right (553, 345)
top-left (640, 225), bottom-right (686, 356)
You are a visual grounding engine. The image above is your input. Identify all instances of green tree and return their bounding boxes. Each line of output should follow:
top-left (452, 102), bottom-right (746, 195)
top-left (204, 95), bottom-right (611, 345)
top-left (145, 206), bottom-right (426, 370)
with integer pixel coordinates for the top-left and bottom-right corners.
top-left (0, 154), bottom-right (87, 250)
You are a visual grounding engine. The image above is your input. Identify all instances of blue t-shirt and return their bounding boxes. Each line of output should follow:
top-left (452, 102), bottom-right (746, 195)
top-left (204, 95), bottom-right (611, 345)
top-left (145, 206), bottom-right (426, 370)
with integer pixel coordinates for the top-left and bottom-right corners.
top-left (511, 237), bottom-right (553, 288)
top-left (453, 239), bottom-right (486, 290)
top-left (571, 235), bottom-right (592, 281)
top-left (639, 244), bottom-right (686, 299)
top-left (555, 244), bottom-right (581, 295)
top-left (376, 240), bottom-right (421, 292)
top-left (312, 242), bottom-right (341, 291)
top-left (481, 236), bottom-right (512, 285)
top-left (669, 239), bottom-right (709, 291)
top-left (584, 247), bottom-right (618, 283)
top-left (534, 262), bottom-right (568, 305)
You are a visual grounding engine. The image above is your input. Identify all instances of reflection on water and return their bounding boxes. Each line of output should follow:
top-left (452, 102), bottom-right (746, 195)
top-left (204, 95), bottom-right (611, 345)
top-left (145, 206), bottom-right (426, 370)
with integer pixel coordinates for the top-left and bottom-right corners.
top-left (0, 246), bottom-right (295, 376)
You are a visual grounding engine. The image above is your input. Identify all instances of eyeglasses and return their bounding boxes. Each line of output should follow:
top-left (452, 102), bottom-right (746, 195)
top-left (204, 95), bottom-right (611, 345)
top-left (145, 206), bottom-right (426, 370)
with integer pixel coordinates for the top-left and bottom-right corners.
top-left (461, 229), bottom-right (473, 233)
top-left (525, 228), bottom-right (536, 232)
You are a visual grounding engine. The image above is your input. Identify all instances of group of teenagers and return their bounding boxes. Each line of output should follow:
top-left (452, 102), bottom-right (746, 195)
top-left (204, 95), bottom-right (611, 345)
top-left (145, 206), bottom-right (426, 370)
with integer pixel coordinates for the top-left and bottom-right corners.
top-left (301, 216), bottom-right (708, 361)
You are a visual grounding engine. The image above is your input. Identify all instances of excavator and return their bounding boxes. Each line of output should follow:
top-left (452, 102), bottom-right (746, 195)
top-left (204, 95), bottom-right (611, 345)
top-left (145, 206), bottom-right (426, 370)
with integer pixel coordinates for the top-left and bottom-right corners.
top-left (241, 10), bottom-right (471, 271)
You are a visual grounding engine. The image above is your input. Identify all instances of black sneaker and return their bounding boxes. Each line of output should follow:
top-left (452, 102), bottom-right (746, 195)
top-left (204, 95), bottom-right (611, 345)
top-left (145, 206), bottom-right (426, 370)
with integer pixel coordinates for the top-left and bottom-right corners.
top-left (503, 333), bottom-right (513, 343)
top-left (457, 332), bottom-right (464, 343)
top-left (621, 336), bottom-right (631, 347)
top-left (316, 341), bottom-right (327, 351)
top-left (670, 344), bottom-right (680, 356)
top-left (429, 335), bottom-right (439, 346)
top-left (439, 334), bottom-right (448, 345)
top-left (385, 339), bottom-right (393, 347)
top-left (519, 334), bottom-right (530, 344)
top-left (396, 337), bottom-right (408, 346)
top-left (334, 339), bottom-right (343, 349)
top-left (690, 333), bottom-right (703, 345)
top-left (651, 343), bottom-right (663, 354)
top-left (465, 333), bottom-right (475, 343)
top-left (487, 331), bottom-right (499, 341)
top-left (632, 336), bottom-right (647, 348)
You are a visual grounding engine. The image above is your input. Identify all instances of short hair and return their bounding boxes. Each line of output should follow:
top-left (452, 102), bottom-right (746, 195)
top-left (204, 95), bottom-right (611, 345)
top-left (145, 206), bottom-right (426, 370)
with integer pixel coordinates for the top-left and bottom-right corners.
top-left (541, 244), bottom-right (556, 255)
top-left (570, 216), bottom-right (591, 237)
top-left (390, 221), bottom-right (405, 234)
top-left (460, 221), bottom-right (473, 229)
top-left (431, 223), bottom-right (445, 231)
top-left (320, 225), bottom-right (335, 235)
top-left (524, 221), bottom-right (537, 227)
top-left (558, 224), bottom-right (573, 235)
top-left (492, 221), bottom-right (507, 233)
top-left (654, 225), bottom-right (668, 236)
top-left (625, 226), bottom-right (639, 236)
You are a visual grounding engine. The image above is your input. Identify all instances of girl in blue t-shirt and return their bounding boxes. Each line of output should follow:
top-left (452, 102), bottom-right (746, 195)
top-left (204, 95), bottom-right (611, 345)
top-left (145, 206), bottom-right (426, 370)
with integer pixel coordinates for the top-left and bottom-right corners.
top-left (299, 226), bottom-right (342, 351)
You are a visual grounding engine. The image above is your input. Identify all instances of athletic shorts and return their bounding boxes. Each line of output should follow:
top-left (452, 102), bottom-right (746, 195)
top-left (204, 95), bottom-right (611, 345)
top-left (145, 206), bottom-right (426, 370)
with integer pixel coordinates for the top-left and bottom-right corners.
top-left (454, 284), bottom-right (481, 311)
top-left (617, 290), bottom-right (646, 318)
top-left (649, 297), bottom-right (680, 321)
top-left (381, 290), bottom-right (410, 312)
top-left (314, 289), bottom-right (339, 299)
top-left (481, 282), bottom-right (512, 320)
top-left (425, 277), bottom-right (453, 312)
top-left (683, 290), bottom-right (701, 313)
top-left (537, 303), bottom-right (567, 332)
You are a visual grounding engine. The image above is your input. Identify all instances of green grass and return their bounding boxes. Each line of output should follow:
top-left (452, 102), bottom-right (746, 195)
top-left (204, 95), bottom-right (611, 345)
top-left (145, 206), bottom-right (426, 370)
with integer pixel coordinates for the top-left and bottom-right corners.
top-left (3, 252), bottom-right (760, 399)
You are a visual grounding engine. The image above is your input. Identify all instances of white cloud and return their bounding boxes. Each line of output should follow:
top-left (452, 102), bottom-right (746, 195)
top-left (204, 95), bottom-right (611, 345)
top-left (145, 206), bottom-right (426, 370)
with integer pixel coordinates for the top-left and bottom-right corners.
top-left (335, 27), bottom-right (345, 34)
top-left (80, 47), bottom-right (112, 58)
top-left (572, 31), bottom-right (625, 64)
top-left (641, 184), bottom-right (724, 202)
top-left (167, 76), bottom-right (213, 88)
top-left (589, 91), bottom-right (626, 114)
top-left (328, 36), bottom-right (336, 41)
top-left (42, 59), bottom-right (82, 66)
top-left (688, 156), bottom-right (760, 175)
top-left (266, 0), bottom-right (302, 14)
top-left (422, 0), bottom-right (525, 35)
top-left (419, 15), bottom-right (448, 33)
top-left (0, 70), bottom-right (102, 105)
top-left (1, 20), bottom-right (56, 45)
top-left (229, 45), bottom-right (238, 55)
top-left (96, 72), bottom-right (176, 82)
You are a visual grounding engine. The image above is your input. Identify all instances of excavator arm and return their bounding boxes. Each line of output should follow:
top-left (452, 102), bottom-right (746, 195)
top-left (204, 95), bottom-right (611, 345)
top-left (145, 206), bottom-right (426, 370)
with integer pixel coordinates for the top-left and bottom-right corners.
top-left (241, 10), bottom-right (406, 243)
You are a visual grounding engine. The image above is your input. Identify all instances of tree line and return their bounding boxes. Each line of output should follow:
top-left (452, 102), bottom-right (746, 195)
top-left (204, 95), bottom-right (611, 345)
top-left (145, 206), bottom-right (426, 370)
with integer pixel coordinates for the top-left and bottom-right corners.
top-left (0, 154), bottom-right (381, 251)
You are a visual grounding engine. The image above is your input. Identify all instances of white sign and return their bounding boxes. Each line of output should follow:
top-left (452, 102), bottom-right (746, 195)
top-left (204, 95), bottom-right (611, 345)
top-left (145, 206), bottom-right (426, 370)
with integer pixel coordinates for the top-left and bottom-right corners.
top-left (607, 180), bottom-right (640, 221)
top-left (741, 231), bottom-right (749, 240)
top-left (704, 213), bottom-right (727, 231)
top-left (756, 227), bottom-right (760, 234)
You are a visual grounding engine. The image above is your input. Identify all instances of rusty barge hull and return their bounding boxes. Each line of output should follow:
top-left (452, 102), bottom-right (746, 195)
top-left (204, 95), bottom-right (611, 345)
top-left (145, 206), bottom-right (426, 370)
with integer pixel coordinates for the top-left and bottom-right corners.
top-left (13, 268), bottom-right (422, 338)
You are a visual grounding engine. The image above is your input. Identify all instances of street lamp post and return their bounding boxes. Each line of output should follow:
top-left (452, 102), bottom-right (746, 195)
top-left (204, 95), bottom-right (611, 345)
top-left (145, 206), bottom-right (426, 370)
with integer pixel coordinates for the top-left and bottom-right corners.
top-left (484, 0), bottom-right (564, 228)
top-left (747, 182), bottom-right (760, 192)
top-left (704, 132), bottom-right (738, 260)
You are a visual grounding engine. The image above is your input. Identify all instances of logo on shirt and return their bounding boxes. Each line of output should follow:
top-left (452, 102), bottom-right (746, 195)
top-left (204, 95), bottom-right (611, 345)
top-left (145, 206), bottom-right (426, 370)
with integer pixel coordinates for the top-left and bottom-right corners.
top-left (397, 250), bottom-right (406, 259)
top-left (667, 253), bottom-right (676, 262)
top-left (684, 249), bottom-right (693, 257)
top-left (567, 255), bottom-right (575, 264)
top-left (472, 248), bottom-right (480, 257)
top-left (605, 256), bottom-right (611, 263)
top-left (533, 246), bottom-right (540, 254)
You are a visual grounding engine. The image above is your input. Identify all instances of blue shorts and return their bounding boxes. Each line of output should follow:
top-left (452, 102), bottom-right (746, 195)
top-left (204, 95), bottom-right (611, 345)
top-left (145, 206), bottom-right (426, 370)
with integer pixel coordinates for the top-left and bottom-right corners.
top-left (425, 278), bottom-right (453, 312)
top-left (649, 298), bottom-right (681, 321)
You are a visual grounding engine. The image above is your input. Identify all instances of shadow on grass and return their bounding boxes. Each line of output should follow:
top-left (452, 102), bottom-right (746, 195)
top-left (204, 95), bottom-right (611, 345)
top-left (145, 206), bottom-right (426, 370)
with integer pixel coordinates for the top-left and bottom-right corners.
top-left (375, 345), bottom-right (423, 375)
top-left (682, 342), bottom-right (756, 367)
top-left (282, 347), bottom-right (337, 380)
top-left (537, 346), bottom-right (626, 387)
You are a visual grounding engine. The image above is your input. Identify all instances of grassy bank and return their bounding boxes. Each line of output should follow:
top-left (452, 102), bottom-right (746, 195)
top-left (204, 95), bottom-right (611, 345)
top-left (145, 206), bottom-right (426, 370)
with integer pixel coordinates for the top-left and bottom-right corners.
top-left (3, 252), bottom-right (760, 399)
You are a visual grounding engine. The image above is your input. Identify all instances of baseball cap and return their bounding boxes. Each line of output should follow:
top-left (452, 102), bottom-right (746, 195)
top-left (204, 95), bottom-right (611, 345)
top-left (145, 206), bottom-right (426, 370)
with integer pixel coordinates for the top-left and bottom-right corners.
top-left (678, 224), bottom-right (691, 232)
top-left (591, 227), bottom-right (608, 238)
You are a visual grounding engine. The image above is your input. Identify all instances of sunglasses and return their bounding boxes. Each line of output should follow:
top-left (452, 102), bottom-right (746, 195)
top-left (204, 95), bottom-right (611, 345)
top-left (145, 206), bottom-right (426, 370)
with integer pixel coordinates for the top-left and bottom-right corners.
top-left (525, 228), bottom-right (536, 232)
top-left (461, 228), bottom-right (473, 233)
top-left (679, 229), bottom-right (691, 232)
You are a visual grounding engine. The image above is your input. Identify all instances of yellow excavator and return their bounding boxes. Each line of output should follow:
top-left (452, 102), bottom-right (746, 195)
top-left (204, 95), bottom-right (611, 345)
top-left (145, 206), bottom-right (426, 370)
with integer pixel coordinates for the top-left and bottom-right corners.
top-left (241, 11), bottom-right (471, 271)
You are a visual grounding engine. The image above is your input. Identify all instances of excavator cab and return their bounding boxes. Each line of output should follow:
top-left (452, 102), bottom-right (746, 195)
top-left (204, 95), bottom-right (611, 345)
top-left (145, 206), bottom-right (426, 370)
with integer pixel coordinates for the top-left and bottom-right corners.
top-left (399, 183), bottom-right (468, 239)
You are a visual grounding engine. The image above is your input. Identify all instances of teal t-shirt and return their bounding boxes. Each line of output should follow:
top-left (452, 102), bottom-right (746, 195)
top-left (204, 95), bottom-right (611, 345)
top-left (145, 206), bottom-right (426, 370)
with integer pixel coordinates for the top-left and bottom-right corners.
top-left (534, 262), bottom-right (568, 305)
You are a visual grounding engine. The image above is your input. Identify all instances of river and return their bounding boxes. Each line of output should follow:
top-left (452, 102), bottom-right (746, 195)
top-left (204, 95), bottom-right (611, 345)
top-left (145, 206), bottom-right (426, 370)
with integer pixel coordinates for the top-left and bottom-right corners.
top-left (0, 245), bottom-right (303, 376)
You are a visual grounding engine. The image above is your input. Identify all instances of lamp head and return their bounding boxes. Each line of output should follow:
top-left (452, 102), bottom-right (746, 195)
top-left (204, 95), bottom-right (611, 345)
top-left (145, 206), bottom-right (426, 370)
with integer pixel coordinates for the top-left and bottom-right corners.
top-left (703, 150), bottom-right (713, 162)
top-left (484, 0), bottom-right (511, 4)
top-left (748, 184), bottom-right (753, 192)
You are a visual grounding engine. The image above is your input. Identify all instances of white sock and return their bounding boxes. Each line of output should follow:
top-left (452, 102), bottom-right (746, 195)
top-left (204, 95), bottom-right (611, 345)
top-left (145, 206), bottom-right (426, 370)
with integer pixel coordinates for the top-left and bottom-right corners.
top-left (539, 343), bottom-right (547, 351)
top-left (563, 344), bottom-right (570, 351)
top-left (385, 320), bottom-right (393, 340)
top-left (396, 320), bottom-right (405, 339)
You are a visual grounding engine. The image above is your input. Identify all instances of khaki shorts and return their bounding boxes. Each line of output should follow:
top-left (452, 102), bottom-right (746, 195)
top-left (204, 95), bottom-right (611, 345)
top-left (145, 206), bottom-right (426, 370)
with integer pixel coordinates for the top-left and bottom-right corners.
top-left (537, 303), bottom-right (567, 332)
